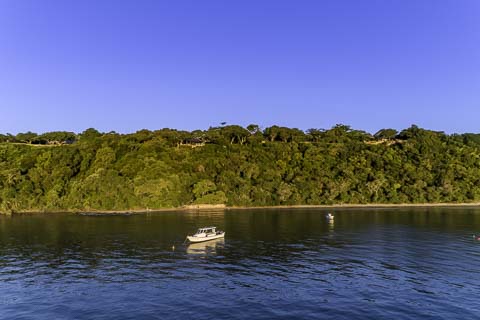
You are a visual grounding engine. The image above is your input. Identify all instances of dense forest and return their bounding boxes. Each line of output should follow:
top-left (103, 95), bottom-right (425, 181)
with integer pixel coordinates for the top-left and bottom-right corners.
top-left (1, 124), bottom-right (480, 214)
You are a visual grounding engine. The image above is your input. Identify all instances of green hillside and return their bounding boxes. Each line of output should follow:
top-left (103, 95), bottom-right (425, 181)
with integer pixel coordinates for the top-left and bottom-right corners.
top-left (1, 124), bottom-right (480, 213)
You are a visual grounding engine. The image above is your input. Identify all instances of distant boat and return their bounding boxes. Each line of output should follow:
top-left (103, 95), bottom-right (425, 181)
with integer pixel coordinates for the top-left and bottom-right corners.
top-left (326, 213), bottom-right (334, 221)
top-left (187, 226), bottom-right (225, 243)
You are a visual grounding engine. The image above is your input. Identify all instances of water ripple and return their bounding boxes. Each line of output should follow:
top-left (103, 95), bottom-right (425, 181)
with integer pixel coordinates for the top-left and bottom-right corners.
top-left (1, 209), bottom-right (480, 319)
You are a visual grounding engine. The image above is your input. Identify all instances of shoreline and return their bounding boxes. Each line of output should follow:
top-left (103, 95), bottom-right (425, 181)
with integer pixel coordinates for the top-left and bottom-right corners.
top-left (3, 202), bottom-right (480, 215)
top-left (226, 202), bottom-right (480, 210)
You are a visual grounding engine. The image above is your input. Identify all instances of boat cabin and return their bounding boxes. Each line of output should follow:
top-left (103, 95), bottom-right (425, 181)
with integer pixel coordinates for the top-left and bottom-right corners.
top-left (194, 227), bottom-right (217, 235)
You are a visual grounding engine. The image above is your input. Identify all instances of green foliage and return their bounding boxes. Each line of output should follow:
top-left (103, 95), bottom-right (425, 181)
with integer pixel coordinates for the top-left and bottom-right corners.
top-left (16, 131), bottom-right (38, 143)
top-left (80, 128), bottom-right (103, 141)
top-left (374, 128), bottom-right (398, 140)
top-left (1, 124), bottom-right (480, 213)
top-left (263, 126), bottom-right (305, 142)
top-left (38, 131), bottom-right (77, 144)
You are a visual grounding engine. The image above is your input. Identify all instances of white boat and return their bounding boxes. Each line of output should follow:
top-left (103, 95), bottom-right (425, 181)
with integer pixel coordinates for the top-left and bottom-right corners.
top-left (326, 213), bottom-right (334, 221)
top-left (187, 226), bottom-right (225, 243)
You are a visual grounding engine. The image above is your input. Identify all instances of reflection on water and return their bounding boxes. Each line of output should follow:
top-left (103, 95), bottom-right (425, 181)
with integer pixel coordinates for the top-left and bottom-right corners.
top-left (328, 217), bottom-right (334, 227)
top-left (1, 207), bottom-right (480, 319)
top-left (186, 238), bottom-right (225, 255)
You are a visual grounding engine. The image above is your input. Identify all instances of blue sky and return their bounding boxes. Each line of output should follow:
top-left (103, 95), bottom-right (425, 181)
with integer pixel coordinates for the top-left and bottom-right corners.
top-left (1, 0), bottom-right (479, 134)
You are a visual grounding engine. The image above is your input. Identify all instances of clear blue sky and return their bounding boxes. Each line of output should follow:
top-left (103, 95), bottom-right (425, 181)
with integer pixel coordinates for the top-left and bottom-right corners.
top-left (1, 0), bottom-right (479, 134)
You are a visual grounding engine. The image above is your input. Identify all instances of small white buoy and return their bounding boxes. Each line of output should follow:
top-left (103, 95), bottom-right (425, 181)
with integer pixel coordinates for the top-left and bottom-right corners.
top-left (172, 245), bottom-right (175, 251)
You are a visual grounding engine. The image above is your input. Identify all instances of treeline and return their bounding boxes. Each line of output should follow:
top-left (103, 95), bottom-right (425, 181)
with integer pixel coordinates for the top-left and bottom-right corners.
top-left (1, 124), bottom-right (480, 213)
top-left (0, 131), bottom-right (77, 145)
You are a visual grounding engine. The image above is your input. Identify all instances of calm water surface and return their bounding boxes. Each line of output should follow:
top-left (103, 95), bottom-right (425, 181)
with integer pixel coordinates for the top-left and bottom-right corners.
top-left (1, 208), bottom-right (480, 319)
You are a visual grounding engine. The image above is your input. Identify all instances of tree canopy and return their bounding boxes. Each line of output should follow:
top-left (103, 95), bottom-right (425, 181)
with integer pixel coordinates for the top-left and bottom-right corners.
top-left (1, 124), bottom-right (480, 213)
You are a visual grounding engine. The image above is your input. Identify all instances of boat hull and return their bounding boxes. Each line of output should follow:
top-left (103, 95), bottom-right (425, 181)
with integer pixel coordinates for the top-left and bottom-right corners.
top-left (187, 232), bottom-right (225, 243)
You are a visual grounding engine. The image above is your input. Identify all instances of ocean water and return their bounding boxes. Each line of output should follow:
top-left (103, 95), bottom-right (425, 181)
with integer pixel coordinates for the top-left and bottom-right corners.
top-left (1, 207), bottom-right (479, 319)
